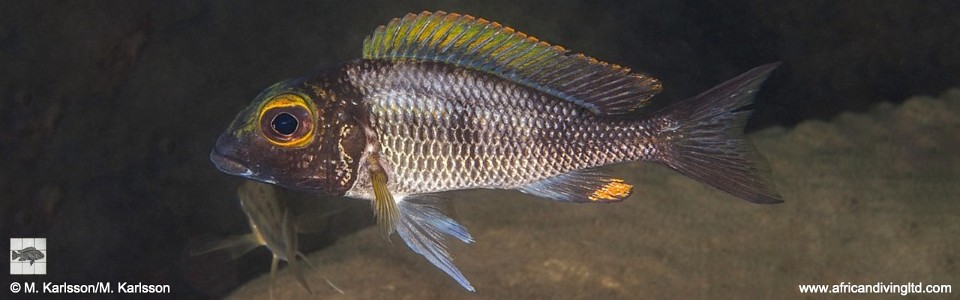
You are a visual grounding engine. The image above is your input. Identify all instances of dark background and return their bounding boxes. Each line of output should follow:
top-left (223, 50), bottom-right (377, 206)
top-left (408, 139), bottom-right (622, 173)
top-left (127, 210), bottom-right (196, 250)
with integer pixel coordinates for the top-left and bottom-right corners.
top-left (1, 0), bottom-right (958, 298)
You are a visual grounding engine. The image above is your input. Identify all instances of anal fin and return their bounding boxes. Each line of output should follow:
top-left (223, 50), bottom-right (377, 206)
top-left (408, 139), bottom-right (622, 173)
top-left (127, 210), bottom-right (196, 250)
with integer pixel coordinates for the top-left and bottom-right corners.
top-left (518, 170), bottom-right (633, 203)
top-left (395, 195), bottom-right (475, 291)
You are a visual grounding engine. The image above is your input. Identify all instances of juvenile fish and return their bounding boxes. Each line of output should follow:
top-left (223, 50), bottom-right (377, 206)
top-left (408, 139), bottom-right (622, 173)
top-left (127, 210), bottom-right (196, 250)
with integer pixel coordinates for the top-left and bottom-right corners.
top-left (210, 11), bottom-right (782, 291)
top-left (193, 181), bottom-right (341, 298)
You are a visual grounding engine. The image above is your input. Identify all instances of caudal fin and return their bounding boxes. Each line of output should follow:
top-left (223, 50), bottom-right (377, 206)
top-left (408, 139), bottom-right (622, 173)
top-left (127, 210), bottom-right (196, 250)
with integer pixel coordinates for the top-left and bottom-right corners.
top-left (656, 63), bottom-right (783, 204)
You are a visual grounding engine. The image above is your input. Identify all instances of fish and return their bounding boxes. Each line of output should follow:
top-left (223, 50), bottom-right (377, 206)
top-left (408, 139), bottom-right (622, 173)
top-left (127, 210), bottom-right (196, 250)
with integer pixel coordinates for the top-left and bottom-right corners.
top-left (12, 246), bottom-right (45, 265)
top-left (209, 11), bottom-right (783, 291)
top-left (192, 180), bottom-right (342, 298)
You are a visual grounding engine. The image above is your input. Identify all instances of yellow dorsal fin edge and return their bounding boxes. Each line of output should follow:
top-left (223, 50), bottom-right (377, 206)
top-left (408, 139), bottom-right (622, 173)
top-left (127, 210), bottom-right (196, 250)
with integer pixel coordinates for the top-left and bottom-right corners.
top-left (362, 11), bottom-right (663, 115)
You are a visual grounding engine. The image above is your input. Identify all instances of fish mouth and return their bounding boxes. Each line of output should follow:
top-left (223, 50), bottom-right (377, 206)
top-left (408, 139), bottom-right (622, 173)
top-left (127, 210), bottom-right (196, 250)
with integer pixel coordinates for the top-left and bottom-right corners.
top-left (209, 149), bottom-right (254, 177)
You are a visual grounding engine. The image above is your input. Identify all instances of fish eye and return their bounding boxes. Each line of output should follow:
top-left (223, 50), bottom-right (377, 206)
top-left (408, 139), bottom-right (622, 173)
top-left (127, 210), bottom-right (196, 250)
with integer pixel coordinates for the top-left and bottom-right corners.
top-left (257, 94), bottom-right (316, 147)
top-left (271, 113), bottom-right (298, 135)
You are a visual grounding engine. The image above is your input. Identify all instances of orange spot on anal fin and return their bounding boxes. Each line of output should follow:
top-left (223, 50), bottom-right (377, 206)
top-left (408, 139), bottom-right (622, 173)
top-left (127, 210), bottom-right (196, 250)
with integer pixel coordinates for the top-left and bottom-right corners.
top-left (588, 179), bottom-right (633, 202)
top-left (517, 171), bottom-right (633, 203)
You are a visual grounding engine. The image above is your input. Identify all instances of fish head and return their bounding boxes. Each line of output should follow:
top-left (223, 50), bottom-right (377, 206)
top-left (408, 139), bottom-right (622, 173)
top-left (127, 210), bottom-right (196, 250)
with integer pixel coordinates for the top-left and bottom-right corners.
top-left (211, 73), bottom-right (366, 195)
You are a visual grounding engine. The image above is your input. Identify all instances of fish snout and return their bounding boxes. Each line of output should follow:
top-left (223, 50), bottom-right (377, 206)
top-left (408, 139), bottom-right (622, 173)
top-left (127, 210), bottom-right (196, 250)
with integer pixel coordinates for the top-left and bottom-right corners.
top-left (210, 134), bottom-right (254, 176)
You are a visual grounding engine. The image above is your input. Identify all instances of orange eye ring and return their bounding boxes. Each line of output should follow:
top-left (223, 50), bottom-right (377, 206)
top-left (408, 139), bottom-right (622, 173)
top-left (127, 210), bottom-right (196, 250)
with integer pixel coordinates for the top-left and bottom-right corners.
top-left (257, 94), bottom-right (315, 147)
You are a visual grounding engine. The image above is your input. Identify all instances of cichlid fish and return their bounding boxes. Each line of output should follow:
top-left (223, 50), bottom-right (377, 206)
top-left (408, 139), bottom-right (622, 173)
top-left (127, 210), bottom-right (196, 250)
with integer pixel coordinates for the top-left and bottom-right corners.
top-left (210, 11), bottom-right (782, 291)
top-left (12, 247), bottom-right (45, 265)
top-left (192, 180), bottom-right (342, 298)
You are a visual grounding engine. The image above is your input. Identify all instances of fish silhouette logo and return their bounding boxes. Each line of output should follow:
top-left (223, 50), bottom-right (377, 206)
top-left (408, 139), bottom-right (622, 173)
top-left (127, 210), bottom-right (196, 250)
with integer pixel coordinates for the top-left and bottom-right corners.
top-left (12, 247), bottom-right (45, 265)
top-left (10, 238), bottom-right (47, 275)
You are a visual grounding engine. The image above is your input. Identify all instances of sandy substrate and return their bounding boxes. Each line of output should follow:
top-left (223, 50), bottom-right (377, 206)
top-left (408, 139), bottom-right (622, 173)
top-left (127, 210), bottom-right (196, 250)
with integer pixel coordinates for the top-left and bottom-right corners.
top-left (227, 90), bottom-right (959, 299)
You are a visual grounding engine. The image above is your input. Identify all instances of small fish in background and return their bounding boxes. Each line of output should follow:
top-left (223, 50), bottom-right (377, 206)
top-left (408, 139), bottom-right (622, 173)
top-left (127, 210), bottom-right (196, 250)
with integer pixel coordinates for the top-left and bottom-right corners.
top-left (192, 180), bottom-right (343, 298)
top-left (12, 247), bottom-right (45, 265)
top-left (210, 11), bottom-right (783, 291)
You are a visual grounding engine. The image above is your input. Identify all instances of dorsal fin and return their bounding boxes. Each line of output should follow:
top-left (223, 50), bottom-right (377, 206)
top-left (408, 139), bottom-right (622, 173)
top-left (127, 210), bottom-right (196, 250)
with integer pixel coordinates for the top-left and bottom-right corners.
top-left (362, 11), bottom-right (663, 115)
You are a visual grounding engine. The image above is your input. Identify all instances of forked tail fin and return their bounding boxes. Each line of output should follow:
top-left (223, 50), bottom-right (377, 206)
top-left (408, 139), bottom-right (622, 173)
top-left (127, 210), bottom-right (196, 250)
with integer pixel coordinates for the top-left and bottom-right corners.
top-left (655, 63), bottom-right (783, 204)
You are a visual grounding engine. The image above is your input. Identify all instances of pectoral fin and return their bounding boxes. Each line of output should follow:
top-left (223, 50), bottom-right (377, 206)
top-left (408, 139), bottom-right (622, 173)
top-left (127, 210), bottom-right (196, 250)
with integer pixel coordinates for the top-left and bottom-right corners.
top-left (395, 195), bottom-right (475, 291)
top-left (518, 169), bottom-right (633, 203)
top-left (367, 154), bottom-right (400, 236)
top-left (189, 234), bottom-right (261, 260)
top-left (295, 205), bottom-right (348, 235)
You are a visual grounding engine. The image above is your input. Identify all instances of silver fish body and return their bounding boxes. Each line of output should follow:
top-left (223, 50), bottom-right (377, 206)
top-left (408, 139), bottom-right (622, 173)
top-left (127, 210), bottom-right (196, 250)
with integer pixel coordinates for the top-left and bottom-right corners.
top-left (344, 60), bottom-right (660, 198)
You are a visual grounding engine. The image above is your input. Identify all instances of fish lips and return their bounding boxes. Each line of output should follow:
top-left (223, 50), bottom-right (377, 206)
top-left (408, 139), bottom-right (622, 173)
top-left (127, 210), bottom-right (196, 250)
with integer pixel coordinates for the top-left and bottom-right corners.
top-left (210, 134), bottom-right (255, 177)
top-left (210, 150), bottom-right (253, 177)
top-left (210, 134), bottom-right (289, 187)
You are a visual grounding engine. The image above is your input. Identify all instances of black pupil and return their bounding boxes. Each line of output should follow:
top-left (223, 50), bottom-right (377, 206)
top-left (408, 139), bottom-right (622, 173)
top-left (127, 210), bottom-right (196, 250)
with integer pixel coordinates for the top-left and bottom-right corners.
top-left (271, 113), bottom-right (298, 135)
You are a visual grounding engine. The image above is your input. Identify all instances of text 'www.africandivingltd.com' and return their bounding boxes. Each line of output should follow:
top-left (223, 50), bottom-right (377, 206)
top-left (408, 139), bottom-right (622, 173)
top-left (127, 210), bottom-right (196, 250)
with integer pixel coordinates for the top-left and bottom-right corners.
top-left (798, 282), bottom-right (952, 296)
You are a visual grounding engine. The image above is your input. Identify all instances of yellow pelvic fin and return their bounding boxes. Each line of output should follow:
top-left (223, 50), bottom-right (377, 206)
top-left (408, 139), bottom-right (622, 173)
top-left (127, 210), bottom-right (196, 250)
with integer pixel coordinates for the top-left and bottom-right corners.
top-left (362, 11), bottom-right (662, 115)
top-left (368, 154), bottom-right (400, 236)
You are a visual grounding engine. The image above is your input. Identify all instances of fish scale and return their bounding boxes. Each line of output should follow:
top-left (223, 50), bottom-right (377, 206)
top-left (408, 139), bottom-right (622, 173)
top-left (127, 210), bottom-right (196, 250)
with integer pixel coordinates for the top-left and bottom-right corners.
top-left (352, 60), bottom-right (655, 195)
